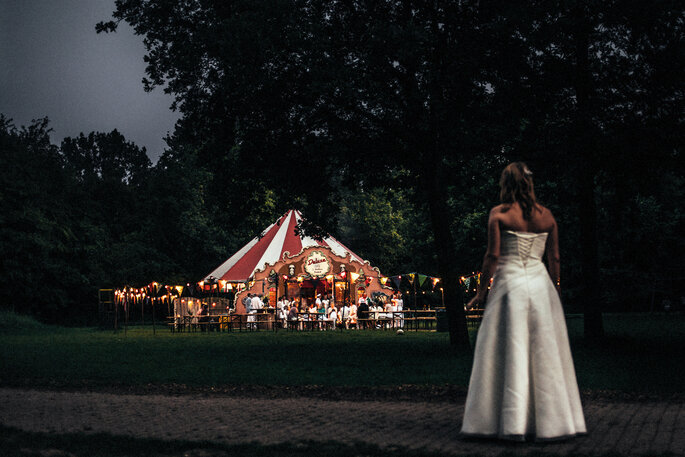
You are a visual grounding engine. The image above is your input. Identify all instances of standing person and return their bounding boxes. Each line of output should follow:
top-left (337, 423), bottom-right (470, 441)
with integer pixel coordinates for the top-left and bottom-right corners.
top-left (395, 293), bottom-right (404, 328)
top-left (242, 293), bottom-right (252, 313)
top-left (327, 304), bottom-right (338, 330)
top-left (341, 301), bottom-right (351, 329)
top-left (461, 162), bottom-right (586, 441)
top-left (384, 297), bottom-right (395, 329)
top-left (317, 300), bottom-right (326, 330)
top-left (250, 293), bottom-right (263, 330)
top-left (197, 304), bottom-right (209, 332)
top-left (277, 296), bottom-right (287, 328)
top-left (244, 293), bottom-right (254, 329)
top-left (357, 295), bottom-right (369, 329)
top-left (349, 299), bottom-right (358, 329)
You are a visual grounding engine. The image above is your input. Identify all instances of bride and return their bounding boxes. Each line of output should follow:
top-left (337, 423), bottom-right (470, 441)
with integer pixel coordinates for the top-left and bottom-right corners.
top-left (461, 162), bottom-right (586, 441)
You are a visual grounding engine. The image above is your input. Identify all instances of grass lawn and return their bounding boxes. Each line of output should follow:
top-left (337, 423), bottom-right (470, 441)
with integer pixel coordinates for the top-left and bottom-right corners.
top-left (1, 310), bottom-right (683, 395)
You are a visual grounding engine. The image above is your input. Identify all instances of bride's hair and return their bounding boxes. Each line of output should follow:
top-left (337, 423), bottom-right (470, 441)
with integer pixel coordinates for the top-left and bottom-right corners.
top-left (500, 162), bottom-right (538, 220)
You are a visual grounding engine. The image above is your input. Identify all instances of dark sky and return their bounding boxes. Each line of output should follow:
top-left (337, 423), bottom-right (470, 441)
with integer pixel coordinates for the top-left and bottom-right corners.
top-left (0, 0), bottom-right (180, 162)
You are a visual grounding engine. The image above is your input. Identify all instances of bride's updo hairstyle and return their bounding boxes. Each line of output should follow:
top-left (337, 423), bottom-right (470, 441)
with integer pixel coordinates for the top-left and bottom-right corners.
top-left (500, 162), bottom-right (537, 220)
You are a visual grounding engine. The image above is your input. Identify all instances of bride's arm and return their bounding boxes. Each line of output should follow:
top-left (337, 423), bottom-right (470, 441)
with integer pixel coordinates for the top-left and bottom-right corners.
top-left (467, 209), bottom-right (501, 309)
top-left (545, 217), bottom-right (561, 294)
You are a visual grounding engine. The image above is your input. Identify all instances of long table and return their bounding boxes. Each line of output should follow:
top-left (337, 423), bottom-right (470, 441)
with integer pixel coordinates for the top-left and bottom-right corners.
top-left (165, 308), bottom-right (465, 333)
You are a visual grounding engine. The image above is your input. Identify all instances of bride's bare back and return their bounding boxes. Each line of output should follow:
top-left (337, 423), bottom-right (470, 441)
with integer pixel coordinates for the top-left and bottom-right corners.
top-left (468, 201), bottom-right (560, 311)
top-left (492, 202), bottom-right (556, 234)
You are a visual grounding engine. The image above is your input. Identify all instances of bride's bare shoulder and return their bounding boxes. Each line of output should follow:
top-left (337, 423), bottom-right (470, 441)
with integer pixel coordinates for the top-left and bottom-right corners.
top-left (534, 204), bottom-right (557, 227)
top-left (536, 204), bottom-right (554, 218)
top-left (490, 204), bottom-right (510, 215)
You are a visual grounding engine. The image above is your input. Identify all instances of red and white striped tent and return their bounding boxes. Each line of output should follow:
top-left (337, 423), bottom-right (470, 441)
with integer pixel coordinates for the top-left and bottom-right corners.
top-left (204, 210), bottom-right (366, 282)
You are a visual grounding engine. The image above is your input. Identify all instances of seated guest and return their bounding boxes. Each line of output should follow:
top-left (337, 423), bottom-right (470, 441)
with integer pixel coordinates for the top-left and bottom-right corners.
top-left (386, 299), bottom-right (397, 329)
top-left (287, 304), bottom-right (299, 329)
top-left (369, 302), bottom-right (380, 328)
top-left (307, 302), bottom-right (317, 329)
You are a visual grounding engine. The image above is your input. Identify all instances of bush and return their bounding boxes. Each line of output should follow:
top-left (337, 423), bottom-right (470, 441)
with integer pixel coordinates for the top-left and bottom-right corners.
top-left (0, 309), bottom-right (49, 332)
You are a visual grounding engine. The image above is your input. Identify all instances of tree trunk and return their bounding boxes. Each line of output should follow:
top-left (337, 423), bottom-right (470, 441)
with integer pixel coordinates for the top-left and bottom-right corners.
top-left (426, 172), bottom-right (471, 348)
top-left (578, 167), bottom-right (604, 338)
top-left (573, 4), bottom-right (605, 339)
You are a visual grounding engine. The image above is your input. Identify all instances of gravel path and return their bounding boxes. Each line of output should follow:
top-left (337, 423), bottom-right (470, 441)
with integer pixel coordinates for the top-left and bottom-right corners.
top-left (1, 387), bottom-right (684, 456)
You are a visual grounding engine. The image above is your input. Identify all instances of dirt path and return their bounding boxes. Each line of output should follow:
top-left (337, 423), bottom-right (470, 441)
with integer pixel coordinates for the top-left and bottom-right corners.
top-left (1, 388), bottom-right (684, 456)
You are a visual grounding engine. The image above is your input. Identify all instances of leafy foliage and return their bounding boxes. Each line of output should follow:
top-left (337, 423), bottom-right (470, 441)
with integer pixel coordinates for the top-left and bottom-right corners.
top-left (0, 0), bottom-right (682, 330)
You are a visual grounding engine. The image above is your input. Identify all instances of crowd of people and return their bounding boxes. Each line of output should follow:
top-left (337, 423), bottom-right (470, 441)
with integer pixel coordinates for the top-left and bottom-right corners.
top-left (175, 291), bottom-right (409, 331)
top-left (238, 291), bottom-right (405, 330)
top-left (272, 292), bottom-right (405, 330)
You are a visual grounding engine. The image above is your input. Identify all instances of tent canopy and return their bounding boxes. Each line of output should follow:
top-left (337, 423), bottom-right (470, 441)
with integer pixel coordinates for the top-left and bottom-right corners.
top-left (205, 210), bottom-right (365, 282)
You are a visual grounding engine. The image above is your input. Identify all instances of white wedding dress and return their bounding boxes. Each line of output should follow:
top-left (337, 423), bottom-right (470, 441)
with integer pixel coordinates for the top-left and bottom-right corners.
top-left (461, 230), bottom-right (586, 441)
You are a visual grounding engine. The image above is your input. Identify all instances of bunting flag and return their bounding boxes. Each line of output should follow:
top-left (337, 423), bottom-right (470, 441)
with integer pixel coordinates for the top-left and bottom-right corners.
top-left (155, 286), bottom-right (167, 298)
top-left (391, 276), bottom-right (402, 289)
top-left (418, 274), bottom-right (428, 287)
top-left (407, 273), bottom-right (415, 284)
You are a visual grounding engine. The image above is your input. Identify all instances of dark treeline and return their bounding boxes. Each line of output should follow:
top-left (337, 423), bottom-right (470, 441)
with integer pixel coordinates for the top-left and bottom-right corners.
top-left (1, 1), bottom-right (682, 341)
top-left (0, 116), bottom-right (438, 324)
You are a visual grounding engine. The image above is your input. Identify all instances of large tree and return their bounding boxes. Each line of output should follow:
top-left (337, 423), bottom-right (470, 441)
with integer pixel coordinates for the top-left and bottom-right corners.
top-left (506, 0), bottom-right (684, 336)
top-left (99, 0), bottom-right (532, 347)
top-left (98, 0), bottom-right (683, 343)
top-left (2, 118), bottom-right (83, 320)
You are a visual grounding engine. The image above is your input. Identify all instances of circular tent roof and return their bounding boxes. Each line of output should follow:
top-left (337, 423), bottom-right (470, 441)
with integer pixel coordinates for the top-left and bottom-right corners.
top-left (204, 210), bottom-right (366, 282)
